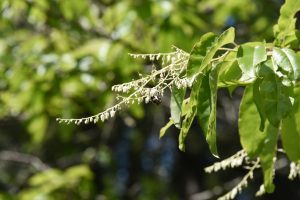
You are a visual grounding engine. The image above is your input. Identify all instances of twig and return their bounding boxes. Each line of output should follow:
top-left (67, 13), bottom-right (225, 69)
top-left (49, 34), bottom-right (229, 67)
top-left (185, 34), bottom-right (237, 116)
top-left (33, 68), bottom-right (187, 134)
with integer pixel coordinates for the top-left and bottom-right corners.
top-left (0, 150), bottom-right (49, 171)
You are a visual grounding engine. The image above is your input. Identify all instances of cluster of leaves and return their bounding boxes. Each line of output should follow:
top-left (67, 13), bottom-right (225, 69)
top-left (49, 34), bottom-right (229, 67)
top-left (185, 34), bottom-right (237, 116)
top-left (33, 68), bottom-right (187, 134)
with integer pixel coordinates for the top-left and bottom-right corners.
top-left (155, 23), bottom-right (300, 197)
top-left (160, 0), bottom-right (300, 197)
top-left (59, 0), bottom-right (300, 198)
top-left (18, 165), bottom-right (93, 200)
top-left (159, 0), bottom-right (300, 196)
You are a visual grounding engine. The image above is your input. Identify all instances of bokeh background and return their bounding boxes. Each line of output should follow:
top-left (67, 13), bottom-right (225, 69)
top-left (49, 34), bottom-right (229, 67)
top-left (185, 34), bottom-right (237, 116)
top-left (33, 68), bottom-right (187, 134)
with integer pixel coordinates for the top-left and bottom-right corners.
top-left (0, 0), bottom-right (299, 199)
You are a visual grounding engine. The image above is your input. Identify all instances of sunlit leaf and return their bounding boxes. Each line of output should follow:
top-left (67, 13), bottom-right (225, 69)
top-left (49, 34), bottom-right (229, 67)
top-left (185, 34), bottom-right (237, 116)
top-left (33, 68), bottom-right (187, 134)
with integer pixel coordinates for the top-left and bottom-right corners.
top-left (237, 44), bottom-right (267, 80)
top-left (27, 115), bottom-right (48, 144)
top-left (256, 60), bottom-right (293, 127)
top-left (273, 0), bottom-right (300, 47)
top-left (282, 85), bottom-right (300, 162)
top-left (272, 47), bottom-right (300, 80)
top-left (65, 165), bottom-right (93, 180)
top-left (29, 169), bottom-right (61, 186)
top-left (239, 85), bottom-right (279, 192)
top-left (159, 119), bottom-right (174, 138)
top-left (187, 27), bottom-right (235, 84)
top-left (253, 79), bottom-right (267, 131)
top-left (238, 85), bottom-right (267, 157)
top-left (170, 86), bottom-right (185, 128)
top-left (197, 65), bottom-right (220, 157)
top-left (259, 124), bottom-right (278, 193)
top-left (217, 50), bottom-right (244, 87)
top-left (178, 78), bottom-right (202, 151)
top-left (187, 32), bottom-right (218, 82)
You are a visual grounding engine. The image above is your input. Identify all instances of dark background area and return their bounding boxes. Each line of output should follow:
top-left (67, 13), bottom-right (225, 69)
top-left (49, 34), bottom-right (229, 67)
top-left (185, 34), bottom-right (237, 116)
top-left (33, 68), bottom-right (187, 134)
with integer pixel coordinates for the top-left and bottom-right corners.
top-left (0, 0), bottom-right (299, 199)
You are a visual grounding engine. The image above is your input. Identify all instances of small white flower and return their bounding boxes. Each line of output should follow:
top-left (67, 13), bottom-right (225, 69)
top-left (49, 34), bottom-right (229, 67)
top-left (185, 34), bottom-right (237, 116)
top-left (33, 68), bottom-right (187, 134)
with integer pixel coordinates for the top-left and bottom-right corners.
top-left (230, 188), bottom-right (237, 199)
top-left (110, 110), bottom-right (116, 118)
top-left (122, 86), bottom-right (128, 93)
top-left (289, 162), bottom-right (300, 180)
top-left (150, 88), bottom-right (157, 97)
top-left (145, 96), bottom-right (150, 104)
top-left (100, 114), bottom-right (105, 122)
top-left (94, 116), bottom-right (99, 123)
top-left (256, 185), bottom-right (265, 197)
top-left (117, 86), bottom-right (122, 92)
top-left (167, 55), bottom-right (171, 62)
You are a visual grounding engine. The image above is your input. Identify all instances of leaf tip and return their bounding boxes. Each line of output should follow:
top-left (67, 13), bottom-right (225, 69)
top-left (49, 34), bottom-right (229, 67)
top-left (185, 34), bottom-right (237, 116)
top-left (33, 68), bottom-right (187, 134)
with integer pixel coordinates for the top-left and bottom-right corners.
top-left (212, 153), bottom-right (219, 159)
top-left (179, 143), bottom-right (185, 152)
top-left (265, 183), bottom-right (275, 193)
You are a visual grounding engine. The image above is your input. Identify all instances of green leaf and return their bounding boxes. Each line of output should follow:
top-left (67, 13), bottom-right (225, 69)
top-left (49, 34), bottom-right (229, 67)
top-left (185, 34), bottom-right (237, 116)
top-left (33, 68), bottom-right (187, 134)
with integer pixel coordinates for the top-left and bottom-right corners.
top-left (272, 47), bottom-right (300, 80)
top-left (239, 85), bottom-right (279, 192)
top-left (217, 51), bottom-right (243, 87)
top-left (281, 85), bottom-right (300, 162)
top-left (27, 115), bottom-right (48, 144)
top-left (187, 27), bottom-right (235, 83)
top-left (256, 60), bottom-right (293, 127)
top-left (29, 169), bottom-right (62, 188)
top-left (187, 32), bottom-right (218, 82)
top-left (197, 65), bottom-right (220, 157)
top-left (259, 124), bottom-right (279, 193)
top-left (253, 79), bottom-right (267, 131)
top-left (159, 119), bottom-right (174, 139)
top-left (170, 86), bottom-right (185, 128)
top-left (65, 164), bottom-right (93, 180)
top-left (273, 0), bottom-right (300, 47)
top-left (238, 85), bottom-right (267, 157)
top-left (237, 44), bottom-right (267, 81)
top-left (181, 98), bottom-right (191, 117)
top-left (178, 77), bottom-right (202, 151)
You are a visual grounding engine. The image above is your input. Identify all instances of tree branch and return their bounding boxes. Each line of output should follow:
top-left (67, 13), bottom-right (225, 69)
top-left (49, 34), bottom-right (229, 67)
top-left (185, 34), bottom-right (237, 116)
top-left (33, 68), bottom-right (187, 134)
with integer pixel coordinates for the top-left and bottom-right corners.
top-left (0, 151), bottom-right (49, 171)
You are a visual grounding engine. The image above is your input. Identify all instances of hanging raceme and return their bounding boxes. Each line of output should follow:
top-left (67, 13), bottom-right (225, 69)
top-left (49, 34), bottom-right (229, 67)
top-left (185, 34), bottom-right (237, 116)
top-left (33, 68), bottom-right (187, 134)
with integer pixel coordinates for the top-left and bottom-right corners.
top-left (57, 46), bottom-right (190, 124)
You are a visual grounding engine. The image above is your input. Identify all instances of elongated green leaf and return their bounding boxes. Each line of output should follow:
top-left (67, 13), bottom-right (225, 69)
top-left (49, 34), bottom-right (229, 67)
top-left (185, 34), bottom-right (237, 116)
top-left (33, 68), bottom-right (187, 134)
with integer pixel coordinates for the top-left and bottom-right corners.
top-left (239, 84), bottom-right (279, 192)
top-left (206, 66), bottom-right (220, 157)
top-left (237, 44), bottom-right (267, 80)
top-left (200, 27), bottom-right (235, 72)
top-left (259, 124), bottom-right (278, 193)
top-left (273, 0), bottom-right (300, 47)
top-left (170, 86), bottom-right (185, 128)
top-left (253, 79), bottom-right (267, 131)
top-left (273, 47), bottom-right (300, 80)
top-left (178, 77), bottom-right (202, 151)
top-left (197, 65), bottom-right (220, 157)
top-left (197, 74), bottom-right (210, 138)
top-left (187, 27), bottom-right (235, 83)
top-left (256, 61), bottom-right (279, 126)
top-left (217, 51), bottom-right (243, 87)
top-left (181, 98), bottom-right (191, 117)
top-left (281, 85), bottom-right (300, 162)
top-left (238, 85), bottom-right (267, 157)
top-left (187, 32), bottom-right (218, 82)
top-left (257, 60), bottom-right (293, 127)
top-left (159, 119), bottom-right (174, 139)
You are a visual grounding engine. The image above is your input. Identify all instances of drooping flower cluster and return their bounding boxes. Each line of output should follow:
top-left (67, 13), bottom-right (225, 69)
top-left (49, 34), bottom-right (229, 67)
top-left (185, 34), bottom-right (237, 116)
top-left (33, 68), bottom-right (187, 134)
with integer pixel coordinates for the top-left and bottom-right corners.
top-left (205, 150), bottom-right (262, 200)
top-left (56, 46), bottom-right (190, 124)
top-left (217, 159), bottom-right (259, 200)
top-left (204, 150), bottom-right (247, 173)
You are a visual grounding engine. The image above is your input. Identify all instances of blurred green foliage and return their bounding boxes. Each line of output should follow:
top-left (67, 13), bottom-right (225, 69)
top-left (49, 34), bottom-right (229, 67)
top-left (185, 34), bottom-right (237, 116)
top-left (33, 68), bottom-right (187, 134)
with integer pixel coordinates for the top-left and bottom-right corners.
top-left (1, 0), bottom-right (296, 199)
